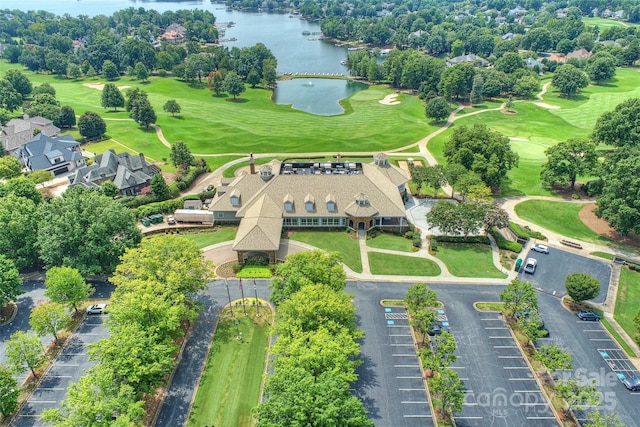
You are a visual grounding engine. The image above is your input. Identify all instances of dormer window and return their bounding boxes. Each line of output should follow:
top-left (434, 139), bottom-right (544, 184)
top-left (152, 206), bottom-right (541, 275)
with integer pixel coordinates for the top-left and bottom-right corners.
top-left (355, 192), bottom-right (369, 207)
top-left (304, 193), bottom-right (315, 212)
top-left (229, 189), bottom-right (241, 207)
top-left (326, 192), bottom-right (336, 212)
top-left (283, 194), bottom-right (294, 212)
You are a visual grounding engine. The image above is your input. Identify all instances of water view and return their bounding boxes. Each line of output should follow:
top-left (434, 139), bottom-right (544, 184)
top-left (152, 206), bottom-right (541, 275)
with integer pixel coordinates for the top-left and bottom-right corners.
top-left (2, 0), bottom-right (360, 114)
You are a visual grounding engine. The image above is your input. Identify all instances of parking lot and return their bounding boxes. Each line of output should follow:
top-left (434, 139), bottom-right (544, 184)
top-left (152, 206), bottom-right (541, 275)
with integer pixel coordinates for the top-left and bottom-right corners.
top-left (13, 314), bottom-right (109, 427)
top-left (354, 297), bottom-right (434, 427)
top-left (518, 247), bottom-right (610, 303)
top-left (444, 299), bottom-right (557, 427)
top-left (537, 293), bottom-right (639, 426)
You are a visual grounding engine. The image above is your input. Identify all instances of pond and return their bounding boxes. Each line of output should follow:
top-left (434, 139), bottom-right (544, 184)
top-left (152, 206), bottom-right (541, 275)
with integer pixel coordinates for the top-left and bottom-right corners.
top-left (273, 79), bottom-right (368, 116)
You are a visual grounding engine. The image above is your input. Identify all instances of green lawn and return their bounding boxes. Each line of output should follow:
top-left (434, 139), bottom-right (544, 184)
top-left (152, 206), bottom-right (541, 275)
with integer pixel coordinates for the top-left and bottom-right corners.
top-left (582, 17), bottom-right (636, 29)
top-left (614, 267), bottom-right (640, 347)
top-left (435, 243), bottom-right (507, 278)
top-left (368, 252), bottom-right (441, 276)
top-left (179, 228), bottom-right (237, 249)
top-left (188, 311), bottom-right (269, 427)
top-left (236, 266), bottom-right (273, 278)
top-left (288, 231), bottom-right (362, 273)
top-left (367, 234), bottom-right (414, 252)
top-left (514, 200), bottom-right (607, 244)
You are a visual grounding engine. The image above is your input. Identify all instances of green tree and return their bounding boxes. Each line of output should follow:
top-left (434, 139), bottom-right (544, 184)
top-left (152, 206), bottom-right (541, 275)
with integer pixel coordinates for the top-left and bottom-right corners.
top-left (246, 68), bottom-right (260, 88)
top-left (0, 156), bottom-right (21, 179)
top-left (425, 96), bottom-right (450, 122)
top-left (32, 83), bottom-right (56, 97)
top-left (592, 98), bottom-right (640, 148)
top-left (27, 170), bottom-right (53, 185)
top-left (270, 250), bottom-right (346, 305)
top-left (0, 255), bottom-right (22, 309)
top-left (540, 138), bottom-right (598, 191)
top-left (162, 99), bottom-right (181, 116)
top-left (556, 377), bottom-right (601, 417)
top-left (101, 60), bottom-right (119, 81)
top-left (4, 69), bottom-right (32, 98)
top-left (513, 75), bottom-right (540, 98)
top-left (5, 331), bottom-right (46, 379)
top-left (0, 79), bottom-right (22, 111)
top-left (66, 63), bottom-right (82, 80)
top-left (37, 186), bottom-right (141, 275)
top-left (519, 310), bottom-right (548, 344)
top-left (134, 61), bottom-right (149, 81)
top-left (470, 74), bottom-right (484, 104)
top-left (429, 368), bottom-right (465, 419)
top-left (57, 105), bottom-right (76, 128)
top-left (100, 180), bottom-right (119, 197)
top-left (110, 235), bottom-right (213, 306)
top-left (443, 124), bottom-right (519, 190)
top-left (255, 366), bottom-right (374, 427)
top-left (533, 344), bottom-right (573, 376)
top-left (500, 279), bottom-right (538, 318)
top-left (565, 272), bottom-right (600, 303)
top-left (586, 52), bottom-right (617, 84)
top-left (125, 87), bottom-right (148, 113)
top-left (88, 323), bottom-right (177, 394)
top-left (419, 331), bottom-right (457, 373)
top-left (0, 176), bottom-right (42, 205)
top-left (444, 163), bottom-right (469, 199)
top-left (552, 64), bottom-right (589, 98)
top-left (45, 266), bottom-right (94, 313)
top-left (169, 141), bottom-right (193, 167)
top-left (410, 308), bottom-right (437, 345)
top-left (150, 173), bottom-right (170, 200)
top-left (131, 97), bottom-right (156, 128)
top-left (100, 83), bottom-right (124, 112)
top-left (222, 71), bottom-right (246, 100)
top-left (0, 365), bottom-right (19, 419)
top-left (585, 412), bottom-right (626, 427)
top-left (77, 111), bottom-right (106, 140)
top-left (0, 194), bottom-right (40, 270)
top-left (494, 52), bottom-right (525, 74)
top-left (29, 301), bottom-right (70, 345)
top-left (208, 70), bottom-right (225, 96)
top-left (404, 283), bottom-right (438, 315)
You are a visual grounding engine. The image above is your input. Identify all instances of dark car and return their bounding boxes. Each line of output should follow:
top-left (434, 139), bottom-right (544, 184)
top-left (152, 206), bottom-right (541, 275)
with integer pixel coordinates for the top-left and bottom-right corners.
top-left (427, 322), bottom-right (449, 336)
top-left (577, 310), bottom-right (600, 321)
top-left (622, 376), bottom-right (640, 391)
top-left (516, 310), bottom-right (549, 336)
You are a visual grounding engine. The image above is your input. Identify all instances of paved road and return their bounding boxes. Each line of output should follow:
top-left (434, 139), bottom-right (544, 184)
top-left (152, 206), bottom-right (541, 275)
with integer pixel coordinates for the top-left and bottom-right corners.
top-left (518, 247), bottom-right (611, 303)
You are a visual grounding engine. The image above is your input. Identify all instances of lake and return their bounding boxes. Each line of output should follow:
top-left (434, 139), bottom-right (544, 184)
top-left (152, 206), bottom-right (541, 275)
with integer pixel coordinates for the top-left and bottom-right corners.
top-left (1, 0), bottom-right (364, 114)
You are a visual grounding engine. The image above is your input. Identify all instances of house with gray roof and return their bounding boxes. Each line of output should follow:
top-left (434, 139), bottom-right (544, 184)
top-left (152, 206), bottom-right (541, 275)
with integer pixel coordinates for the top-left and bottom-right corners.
top-left (12, 133), bottom-right (85, 175)
top-left (525, 57), bottom-right (544, 71)
top-left (446, 54), bottom-right (490, 68)
top-left (68, 149), bottom-right (160, 196)
top-left (210, 153), bottom-right (409, 264)
top-left (1, 115), bottom-right (60, 155)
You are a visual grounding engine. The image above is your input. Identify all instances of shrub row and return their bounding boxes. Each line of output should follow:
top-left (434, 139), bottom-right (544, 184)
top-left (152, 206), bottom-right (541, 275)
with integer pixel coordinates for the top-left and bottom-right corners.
top-left (433, 235), bottom-right (490, 244)
top-left (489, 227), bottom-right (523, 253)
top-left (132, 192), bottom-right (214, 219)
top-left (172, 166), bottom-right (209, 191)
top-left (509, 222), bottom-right (546, 240)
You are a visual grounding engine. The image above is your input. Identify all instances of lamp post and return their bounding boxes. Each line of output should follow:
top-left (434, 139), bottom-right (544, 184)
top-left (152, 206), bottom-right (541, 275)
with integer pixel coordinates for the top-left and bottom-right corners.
top-left (254, 279), bottom-right (261, 317)
top-left (225, 278), bottom-right (234, 317)
top-left (239, 279), bottom-right (247, 316)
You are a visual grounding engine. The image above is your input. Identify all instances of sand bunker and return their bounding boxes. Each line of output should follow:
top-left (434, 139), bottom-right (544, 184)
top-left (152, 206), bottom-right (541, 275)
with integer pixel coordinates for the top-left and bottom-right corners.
top-left (534, 102), bottom-right (560, 110)
top-left (379, 93), bottom-right (400, 105)
top-left (83, 83), bottom-right (131, 91)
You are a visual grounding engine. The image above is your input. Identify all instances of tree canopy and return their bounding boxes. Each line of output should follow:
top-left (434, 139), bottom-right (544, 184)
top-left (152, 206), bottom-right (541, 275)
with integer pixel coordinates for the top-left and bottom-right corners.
top-left (540, 138), bottom-right (598, 191)
top-left (45, 266), bottom-right (94, 313)
top-left (551, 64), bottom-right (589, 97)
top-left (443, 124), bottom-right (518, 190)
top-left (100, 83), bottom-right (124, 111)
top-left (169, 141), bottom-right (193, 167)
top-left (37, 186), bottom-right (141, 275)
top-left (77, 111), bottom-right (106, 140)
top-left (565, 273), bottom-right (600, 303)
top-left (0, 255), bottom-right (22, 308)
top-left (592, 98), bottom-right (640, 148)
top-left (0, 193), bottom-right (41, 270)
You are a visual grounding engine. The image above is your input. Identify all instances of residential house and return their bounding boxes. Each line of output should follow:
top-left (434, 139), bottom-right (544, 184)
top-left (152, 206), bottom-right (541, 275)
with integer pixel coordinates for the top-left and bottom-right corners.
top-left (547, 53), bottom-right (566, 63)
top-left (12, 133), bottom-right (85, 175)
top-left (210, 153), bottom-right (409, 264)
top-left (162, 23), bottom-right (186, 44)
top-left (501, 32), bottom-right (514, 40)
top-left (68, 149), bottom-right (161, 196)
top-left (446, 54), bottom-right (490, 67)
top-left (566, 48), bottom-right (592, 61)
top-left (1, 115), bottom-right (60, 155)
top-left (525, 57), bottom-right (544, 71)
top-left (184, 199), bottom-right (203, 210)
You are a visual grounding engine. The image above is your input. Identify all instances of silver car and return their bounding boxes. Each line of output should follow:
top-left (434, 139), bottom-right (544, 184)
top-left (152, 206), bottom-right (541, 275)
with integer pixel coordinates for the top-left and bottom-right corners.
top-left (531, 243), bottom-right (549, 254)
top-left (86, 303), bottom-right (107, 315)
top-left (523, 258), bottom-right (537, 274)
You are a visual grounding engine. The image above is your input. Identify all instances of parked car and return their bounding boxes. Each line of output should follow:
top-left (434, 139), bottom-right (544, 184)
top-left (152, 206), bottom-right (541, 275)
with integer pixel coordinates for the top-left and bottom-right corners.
top-left (531, 243), bottom-right (549, 254)
top-left (166, 215), bottom-right (176, 225)
top-left (523, 258), bottom-right (537, 274)
top-left (577, 310), bottom-right (600, 321)
top-left (515, 310), bottom-right (549, 336)
top-left (87, 303), bottom-right (108, 315)
top-left (427, 322), bottom-right (449, 336)
top-left (622, 376), bottom-right (640, 391)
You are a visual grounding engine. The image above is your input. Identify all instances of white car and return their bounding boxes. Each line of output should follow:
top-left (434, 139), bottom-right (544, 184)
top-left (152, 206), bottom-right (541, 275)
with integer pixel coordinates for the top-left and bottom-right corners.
top-left (531, 243), bottom-right (549, 254)
top-left (523, 258), bottom-right (537, 274)
top-left (87, 303), bottom-right (107, 315)
top-left (166, 215), bottom-right (176, 225)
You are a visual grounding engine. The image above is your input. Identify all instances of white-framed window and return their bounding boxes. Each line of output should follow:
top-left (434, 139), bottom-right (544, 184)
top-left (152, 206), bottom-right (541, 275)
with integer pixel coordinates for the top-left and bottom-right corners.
top-left (230, 195), bottom-right (240, 207)
top-left (284, 201), bottom-right (293, 212)
top-left (327, 201), bottom-right (336, 212)
top-left (305, 201), bottom-right (314, 212)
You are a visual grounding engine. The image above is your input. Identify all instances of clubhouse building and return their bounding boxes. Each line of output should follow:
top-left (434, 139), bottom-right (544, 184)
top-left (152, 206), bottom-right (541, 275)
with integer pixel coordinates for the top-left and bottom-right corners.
top-left (210, 153), bottom-right (409, 264)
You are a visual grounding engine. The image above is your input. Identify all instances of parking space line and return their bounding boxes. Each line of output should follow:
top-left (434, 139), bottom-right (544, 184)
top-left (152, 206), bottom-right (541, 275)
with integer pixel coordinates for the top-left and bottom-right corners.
top-left (504, 367), bottom-right (529, 370)
top-left (403, 415), bottom-right (432, 418)
top-left (485, 327), bottom-right (508, 330)
top-left (463, 402), bottom-right (478, 406)
top-left (480, 318), bottom-right (501, 320)
top-left (47, 375), bottom-right (72, 378)
top-left (387, 325), bottom-right (409, 328)
top-left (56, 364), bottom-right (80, 367)
top-left (392, 354), bottom-right (416, 357)
top-left (455, 416), bottom-right (483, 419)
top-left (450, 366), bottom-right (465, 369)
top-left (509, 378), bottom-right (535, 381)
top-left (38, 387), bottom-right (65, 390)
top-left (399, 388), bottom-right (425, 391)
top-left (589, 338), bottom-right (612, 341)
top-left (28, 400), bottom-right (57, 403)
top-left (498, 356), bottom-right (522, 358)
top-left (397, 376), bottom-right (422, 379)
top-left (527, 416), bottom-right (556, 420)
top-left (394, 365), bottom-right (420, 368)
top-left (494, 345), bottom-right (518, 348)
top-left (390, 343), bottom-right (414, 346)
top-left (389, 334), bottom-right (412, 337)
top-left (514, 390), bottom-right (542, 393)
top-left (520, 402), bottom-right (548, 406)
top-left (489, 336), bottom-right (511, 338)
top-left (401, 401), bottom-right (429, 404)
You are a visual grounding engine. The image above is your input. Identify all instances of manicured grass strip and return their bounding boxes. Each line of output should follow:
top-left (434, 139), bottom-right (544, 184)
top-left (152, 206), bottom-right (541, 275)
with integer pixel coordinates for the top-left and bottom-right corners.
top-left (188, 311), bottom-right (269, 427)
top-left (613, 267), bottom-right (640, 355)
top-left (367, 234), bottom-right (414, 252)
top-left (601, 317), bottom-right (637, 358)
top-left (590, 251), bottom-right (615, 261)
top-left (381, 299), bottom-right (406, 306)
top-left (435, 243), bottom-right (507, 278)
top-left (582, 17), bottom-right (635, 29)
top-left (475, 302), bottom-right (504, 312)
top-left (179, 228), bottom-right (237, 249)
top-left (288, 231), bottom-right (362, 273)
top-left (368, 252), bottom-right (440, 276)
top-left (514, 200), bottom-right (606, 244)
top-left (236, 266), bottom-right (273, 278)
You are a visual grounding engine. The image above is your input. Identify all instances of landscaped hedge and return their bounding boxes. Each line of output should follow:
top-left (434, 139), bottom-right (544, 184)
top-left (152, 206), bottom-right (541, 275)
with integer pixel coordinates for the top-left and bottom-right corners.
top-left (173, 166), bottom-right (209, 191)
top-left (509, 222), bottom-right (546, 240)
top-left (489, 227), bottom-right (523, 253)
top-left (433, 235), bottom-right (490, 244)
top-left (132, 192), bottom-right (215, 219)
